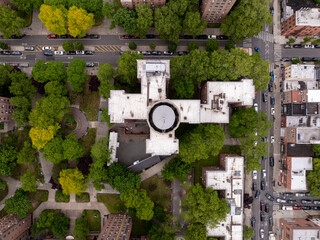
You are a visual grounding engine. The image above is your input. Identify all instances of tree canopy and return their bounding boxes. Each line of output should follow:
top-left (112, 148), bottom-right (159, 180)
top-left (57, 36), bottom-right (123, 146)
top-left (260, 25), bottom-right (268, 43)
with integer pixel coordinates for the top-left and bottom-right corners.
top-left (51, 213), bottom-right (70, 239)
top-left (205, 39), bottom-right (219, 52)
top-left (185, 223), bottom-right (207, 240)
top-left (113, 8), bottom-right (137, 35)
top-left (4, 189), bottom-right (32, 217)
top-left (59, 168), bottom-right (88, 195)
top-left (32, 61), bottom-right (67, 83)
top-left (135, 4), bottom-right (153, 38)
top-left (161, 157), bottom-right (191, 181)
top-left (89, 152), bottom-right (109, 191)
top-left (183, 184), bottom-right (229, 227)
top-left (313, 144), bottom-right (320, 157)
top-left (244, 225), bottom-right (255, 240)
top-left (68, 6), bottom-right (94, 38)
top-left (39, 4), bottom-right (68, 35)
top-left (43, 135), bottom-right (64, 164)
top-left (179, 124), bottom-right (225, 163)
top-left (0, 5), bottom-right (25, 39)
top-left (183, 11), bottom-right (206, 38)
top-left (67, 58), bottom-right (88, 92)
top-left (106, 163), bottom-right (141, 193)
top-left (221, 0), bottom-right (272, 43)
top-left (307, 158), bottom-right (320, 197)
top-left (21, 170), bottom-right (38, 192)
top-left (72, 218), bottom-right (90, 240)
top-left (97, 63), bottom-right (115, 99)
top-left (63, 133), bottom-right (84, 160)
top-left (0, 144), bottom-right (17, 176)
top-left (90, 136), bottom-right (111, 163)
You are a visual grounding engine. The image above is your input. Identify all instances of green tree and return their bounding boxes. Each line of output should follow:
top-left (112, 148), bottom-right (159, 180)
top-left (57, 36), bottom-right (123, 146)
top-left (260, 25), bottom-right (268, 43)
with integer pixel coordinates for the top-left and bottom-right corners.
top-left (67, 0), bottom-right (103, 19)
top-left (249, 52), bottom-right (270, 91)
top-left (205, 39), bottom-right (219, 52)
top-left (313, 145), bottom-right (320, 157)
top-left (185, 223), bottom-right (207, 240)
top-left (10, 96), bottom-right (33, 126)
top-left (72, 218), bottom-right (90, 240)
top-left (121, 188), bottom-right (154, 220)
top-left (150, 43), bottom-right (156, 51)
top-left (303, 36), bottom-right (314, 44)
top-left (135, 4), bottom-right (153, 38)
top-left (292, 59), bottom-right (301, 64)
top-left (68, 6), bottom-right (94, 38)
top-left (43, 135), bottom-right (64, 164)
top-left (21, 170), bottom-right (38, 192)
top-left (288, 38), bottom-right (295, 44)
top-left (188, 41), bottom-right (199, 51)
top-left (36, 210), bottom-right (54, 229)
top-left (51, 213), bottom-right (70, 239)
top-left (307, 158), bottom-right (320, 197)
top-left (89, 157), bottom-right (108, 191)
top-left (44, 0), bottom-right (68, 8)
top-left (97, 63), bottom-right (115, 99)
top-left (91, 136), bottom-right (111, 162)
top-left (147, 223), bottom-right (175, 240)
top-left (129, 42), bottom-right (137, 50)
top-left (32, 0), bottom-right (44, 9)
top-left (183, 11), bottom-right (206, 38)
top-left (225, 41), bottom-right (235, 51)
top-left (244, 225), bottom-right (255, 240)
top-left (179, 124), bottom-right (225, 163)
top-left (0, 64), bottom-right (13, 86)
top-left (0, 179), bottom-right (6, 190)
top-left (32, 61), bottom-right (67, 83)
top-left (0, 145), bottom-right (17, 176)
top-left (62, 41), bottom-right (74, 51)
top-left (116, 51), bottom-right (143, 87)
top-left (161, 157), bottom-right (191, 181)
top-left (220, 0), bottom-right (272, 43)
top-left (106, 163), bottom-right (141, 193)
top-left (59, 168), bottom-right (88, 195)
top-left (0, 42), bottom-right (9, 50)
top-left (9, 70), bottom-right (36, 100)
top-left (17, 140), bottom-right (35, 164)
top-left (113, 8), bottom-right (137, 35)
top-left (168, 41), bottom-right (177, 52)
top-left (10, 0), bottom-right (33, 13)
top-left (67, 58), bottom-right (88, 92)
top-left (74, 41), bottom-right (84, 50)
top-left (102, 2), bottom-right (115, 19)
top-left (184, 184), bottom-right (229, 227)
top-left (52, 160), bottom-right (68, 185)
top-left (4, 189), bottom-right (32, 217)
top-left (0, 5), bottom-right (25, 39)
top-left (63, 133), bottom-right (84, 160)
top-left (44, 81), bottom-right (68, 96)
top-left (39, 4), bottom-right (68, 35)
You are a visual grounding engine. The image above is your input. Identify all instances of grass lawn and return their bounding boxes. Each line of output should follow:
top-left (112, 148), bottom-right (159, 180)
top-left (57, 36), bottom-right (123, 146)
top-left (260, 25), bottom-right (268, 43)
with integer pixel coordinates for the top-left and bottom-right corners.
top-left (82, 210), bottom-right (101, 232)
top-left (193, 145), bottom-right (242, 185)
top-left (130, 215), bottom-right (151, 237)
top-left (55, 191), bottom-right (70, 203)
top-left (140, 175), bottom-right (171, 211)
top-left (29, 190), bottom-right (48, 210)
top-left (97, 194), bottom-right (126, 213)
top-left (79, 81), bottom-right (100, 121)
top-left (1, 127), bottom-right (30, 150)
top-left (0, 185), bottom-right (8, 202)
top-left (80, 128), bottom-right (97, 157)
top-left (12, 161), bottom-right (41, 181)
top-left (76, 192), bottom-right (90, 202)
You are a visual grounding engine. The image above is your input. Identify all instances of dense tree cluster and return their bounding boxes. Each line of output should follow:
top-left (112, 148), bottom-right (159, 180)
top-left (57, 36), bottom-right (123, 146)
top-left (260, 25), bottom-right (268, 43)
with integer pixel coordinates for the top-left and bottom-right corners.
top-left (243, 225), bottom-right (255, 240)
top-left (161, 157), bottom-right (191, 181)
top-left (4, 189), bottom-right (32, 217)
top-left (307, 158), bottom-right (320, 197)
top-left (21, 170), bottom-right (38, 192)
top-left (0, 144), bottom-right (17, 176)
top-left (0, 5), bottom-right (25, 38)
top-left (59, 168), bottom-right (88, 195)
top-left (67, 59), bottom-right (88, 92)
top-left (97, 63), bottom-right (114, 99)
top-left (185, 223), bottom-right (207, 240)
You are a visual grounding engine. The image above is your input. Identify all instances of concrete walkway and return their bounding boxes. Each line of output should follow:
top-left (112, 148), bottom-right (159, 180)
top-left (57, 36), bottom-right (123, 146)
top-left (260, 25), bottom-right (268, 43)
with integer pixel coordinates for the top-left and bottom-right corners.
top-left (140, 156), bottom-right (173, 182)
top-left (0, 177), bottom-right (22, 211)
top-left (70, 107), bottom-right (89, 140)
top-left (38, 151), bottom-right (53, 183)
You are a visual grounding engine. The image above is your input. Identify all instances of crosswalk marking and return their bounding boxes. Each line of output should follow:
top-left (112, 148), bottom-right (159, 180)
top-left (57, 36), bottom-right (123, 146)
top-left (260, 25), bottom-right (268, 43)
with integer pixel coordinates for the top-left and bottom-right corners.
top-left (95, 45), bottom-right (121, 52)
top-left (255, 31), bottom-right (274, 43)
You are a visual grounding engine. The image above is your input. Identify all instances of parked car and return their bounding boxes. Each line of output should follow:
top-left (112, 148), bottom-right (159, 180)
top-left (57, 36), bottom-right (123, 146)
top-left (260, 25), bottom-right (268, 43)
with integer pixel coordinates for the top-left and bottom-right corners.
top-left (270, 72), bottom-right (274, 82)
top-left (262, 156), bottom-right (266, 161)
top-left (178, 51), bottom-right (188, 56)
top-left (268, 83), bottom-right (273, 92)
top-left (43, 52), bottom-right (53, 56)
top-left (265, 203), bottom-right (270, 213)
top-left (18, 63), bottom-right (29, 67)
top-left (283, 192), bottom-right (294, 198)
top-left (302, 206), bottom-right (312, 210)
top-left (293, 206), bottom-right (302, 210)
top-left (270, 136), bottom-right (275, 144)
top-left (277, 198), bottom-right (286, 203)
top-left (252, 182), bottom-right (257, 191)
top-left (253, 170), bottom-right (258, 180)
top-left (10, 34), bottom-right (26, 39)
top-left (302, 57), bottom-right (313, 62)
top-left (195, 35), bottom-right (207, 39)
top-left (86, 62), bottom-right (95, 67)
top-left (10, 51), bottom-right (22, 55)
top-left (163, 51), bottom-right (174, 55)
top-left (1, 51), bottom-right (10, 55)
top-left (42, 46), bottom-right (52, 51)
top-left (54, 51), bottom-right (63, 55)
top-left (24, 46), bottom-right (34, 51)
top-left (255, 190), bottom-right (261, 199)
top-left (119, 51), bottom-right (124, 55)
top-left (313, 200), bottom-right (320, 204)
top-left (305, 192), bottom-right (312, 197)
top-left (254, 47), bottom-right (261, 53)
top-left (284, 44), bottom-right (293, 49)
top-left (295, 192), bottom-right (305, 197)
top-left (282, 57), bottom-right (291, 61)
top-left (254, 103), bottom-right (258, 111)
top-left (301, 199), bottom-right (312, 204)
top-left (312, 206), bottom-right (320, 210)
top-left (217, 35), bottom-right (229, 40)
top-left (269, 217), bottom-right (273, 227)
top-left (304, 44), bottom-right (314, 48)
top-left (261, 180), bottom-right (265, 190)
top-left (151, 51), bottom-right (162, 55)
top-left (66, 51), bottom-right (76, 55)
top-left (293, 44), bottom-right (303, 48)
top-left (58, 34), bottom-right (69, 38)
top-left (263, 92), bottom-right (268, 102)
top-left (251, 217), bottom-right (256, 228)
top-left (270, 96), bottom-right (275, 105)
top-left (287, 199), bottom-right (297, 204)
top-left (146, 34), bottom-right (155, 39)
top-left (76, 50), bottom-right (85, 55)
top-left (313, 57), bottom-right (320, 61)
top-left (8, 63), bottom-right (18, 66)
top-left (270, 156), bottom-right (274, 166)
top-left (260, 201), bottom-right (265, 212)
top-left (282, 205), bottom-right (293, 210)
top-left (315, 44), bottom-right (320, 48)
top-left (263, 137), bottom-right (268, 143)
top-left (260, 229), bottom-right (264, 239)
top-left (208, 35), bottom-right (217, 39)
top-left (48, 34), bottom-right (57, 39)
top-left (270, 7), bottom-right (274, 15)
top-left (260, 212), bottom-right (265, 222)
top-left (88, 34), bottom-right (99, 39)
top-left (141, 51), bottom-right (151, 55)
top-left (84, 50), bottom-right (94, 55)
top-left (265, 193), bottom-right (274, 201)
top-left (183, 35), bottom-right (193, 39)
top-left (271, 108), bottom-right (275, 115)
top-left (262, 169), bottom-right (267, 178)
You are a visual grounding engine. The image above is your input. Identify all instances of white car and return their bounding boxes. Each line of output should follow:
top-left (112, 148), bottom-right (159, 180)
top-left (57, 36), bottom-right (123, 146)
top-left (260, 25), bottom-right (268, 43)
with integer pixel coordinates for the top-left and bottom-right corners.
top-left (270, 136), bottom-right (275, 143)
top-left (254, 103), bottom-right (258, 112)
top-left (54, 51), bottom-right (64, 55)
top-left (276, 198), bottom-right (286, 203)
top-left (262, 169), bottom-right (267, 178)
top-left (253, 170), bottom-right (258, 180)
top-left (42, 46), bottom-right (52, 51)
top-left (271, 108), bottom-right (275, 115)
top-left (76, 50), bottom-right (85, 55)
top-left (304, 44), bottom-right (314, 48)
top-left (260, 229), bottom-right (264, 239)
top-left (208, 35), bottom-right (217, 39)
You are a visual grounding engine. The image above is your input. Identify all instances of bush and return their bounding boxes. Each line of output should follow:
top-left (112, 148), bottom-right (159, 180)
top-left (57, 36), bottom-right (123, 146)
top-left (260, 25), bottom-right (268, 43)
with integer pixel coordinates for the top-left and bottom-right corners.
top-left (292, 59), bottom-right (301, 64)
top-left (188, 41), bottom-right (199, 52)
top-left (149, 43), bottom-right (156, 51)
top-left (0, 42), bottom-right (9, 50)
top-left (129, 42), bottom-right (137, 50)
top-left (74, 42), bottom-right (84, 50)
top-left (55, 191), bottom-right (70, 202)
top-left (303, 36), bottom-right (314, 44)
top-left (62, 41), bottom-right (74, 51)
top-left (0, 179), bottom-right (6, 190)
top-left (225, 42), bottom-right (235, 51)
top-left (312, 39), bottom-right (320, 45)
top-left (205, 39), bottom-right (219, 52)
top-left (288, 38), bottom-right (295, 44)
top-left (168, 41), bottom-right (177, 52)
top-left (109, 21), bottom-right (116, 30)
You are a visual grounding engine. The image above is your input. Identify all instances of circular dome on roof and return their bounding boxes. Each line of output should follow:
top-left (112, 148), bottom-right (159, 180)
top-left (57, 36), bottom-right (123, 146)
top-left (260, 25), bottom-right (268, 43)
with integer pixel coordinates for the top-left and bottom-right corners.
top-left (148, 102), bottom-right (179, 133)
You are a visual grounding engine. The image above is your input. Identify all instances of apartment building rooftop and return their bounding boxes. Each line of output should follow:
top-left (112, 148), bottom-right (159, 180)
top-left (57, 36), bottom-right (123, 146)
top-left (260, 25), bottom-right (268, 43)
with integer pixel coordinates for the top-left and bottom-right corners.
top-left (108, 132), bottom-right (119, 166)
top-left (290, 157), bottom-right (313, 190)
top-left (296, 8), bottom-right (320, 26)
top-left (283, 79), bottom-right (318, 91)
top-left (285, 65), bottom-right (316, 80)
top-left (307, 90), bottom-right (320, 102)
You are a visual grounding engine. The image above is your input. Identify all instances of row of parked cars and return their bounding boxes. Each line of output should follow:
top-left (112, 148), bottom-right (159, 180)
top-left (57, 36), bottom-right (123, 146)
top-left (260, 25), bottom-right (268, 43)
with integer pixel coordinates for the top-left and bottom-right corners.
top-left (48, 34), bottom-right (99, 39)
top-left (282, 57), bottom-right (320, 62)
top-left (284, 44), bottom-right (320, 49)
top-left (121, 34), bottom-right (229, 40)
top-left (120, 51), bottom-right (189, 56)
top-left (43, 50), bottom-right (94, 56)
top-left (0, 51), bottom-right (22, 55)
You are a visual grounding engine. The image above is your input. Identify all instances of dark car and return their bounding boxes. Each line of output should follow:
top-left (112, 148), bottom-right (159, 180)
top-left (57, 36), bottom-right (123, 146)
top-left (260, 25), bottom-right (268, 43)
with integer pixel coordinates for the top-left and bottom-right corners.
top-left (313, 57), bottom-right (320, 61)
top-left (270, 7), bottom-right (274, 15)
top-left (146, 34), bottom-right (155, 39)
top-left (287, 199), bottom-right (297, 204)
top-left (183, 35), bottom-right (193, 39)
top-left (293, 44), bottom-right (303, 48)
top-left (43, 51), bottom-right (53, 56)
top-left (269, 217), bottom-right (273, 227)
top-left (217, 35), bottom-right (229, 40)
top-left (86, 62), bottom-right (95, 67)
top-left (263, 92), bottom-right (268, 102)
top-left (66, 51), bottom-right (76, 55)
top-left (283, 192), bottom-right (294, 198)
top-left (265, 203), bottom-right (270, 213)
top-left (262, 156), bottom-right (266, 161)
top-left (305, 192), bottom-right (312, 197)
top-left (178, 51), bottom-right (188, 56)
top-left (312, 206), bottom-right (320, 210)
top-left (265, 193), bottom-right (274, 201)
top-left (260, 212), bottom-right (265, 222)
top-left (270, 96), bottom-right (275, 105)
top-left (163, 51), bottom-right (174, 55)
top-left (255, 190), bottom-right (260, 199)
top-left (301, 199), bottom-right (312, 204)
top-left (315, 44), bottom-right (320, 48)
top-left (251, 217), bottom-right (256, 228)
top-left (10, 51), bottom-right (22, 55)
top-left (2, 51), bottom-right (11, 55)
top-left (195, 35), bottom-right (207, 39)
top-left (151, 51), bottom-right (162, 55)
top-left (88, 34), bottom-right (99, 39)
top-left (252, 182), bottom-right (257, 191)
top-left (270, 156), bottom-right (274, 167)
top-left (10, 34), bottom-right (26, 39)
top-left (58, 34), bottom-right (69, 38)
top-left (261, 180), bottom-right (265, 190)
top-left (268, 83), bottom-right (273, 92)
top-left (260, 201), bottom-right (265, 211)
top-left (302, 206), bottom-right (312, 210)
top-left (302, 57), bottom-right (313, 62)
top-left (84, 50), bottom-right (94, 55)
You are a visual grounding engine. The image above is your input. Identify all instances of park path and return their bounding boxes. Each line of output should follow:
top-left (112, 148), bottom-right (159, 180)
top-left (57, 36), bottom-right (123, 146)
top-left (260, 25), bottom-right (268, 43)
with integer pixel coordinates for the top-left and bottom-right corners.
top-left (0, 177), bottom-right (21, 211)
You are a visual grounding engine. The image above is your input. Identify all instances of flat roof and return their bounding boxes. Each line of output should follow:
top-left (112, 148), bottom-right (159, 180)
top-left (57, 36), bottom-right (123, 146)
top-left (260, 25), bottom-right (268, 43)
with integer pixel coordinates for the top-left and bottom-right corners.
top-left (307, 90), bottom-right (320, 102)
top-left (297, 127), bottom-right (320, 144)
top-left (146, 130), bottom-right (179, 156)
top-left (171, 100), bottom-right (201, 123)
top-left (296, 8), bottom-right (320, 26)
top-left (128, 155), bottom-right (161, 173)
top-left (286, 65), bottom-right (315, 80)
top-left (108, 132), bottom-right (119, 166)
top-left (287, 143), bottom-right (314, 157)
top-left (286, 116), bottom-right (320, 128)
top-left (293, 229), bottom-right (320, 240)
top-left (283, 80), bottom-right (318, 91)
top-left (151, 104), bottom-right (176, 130)
top-left (290, 157), bottom-right (312, 191)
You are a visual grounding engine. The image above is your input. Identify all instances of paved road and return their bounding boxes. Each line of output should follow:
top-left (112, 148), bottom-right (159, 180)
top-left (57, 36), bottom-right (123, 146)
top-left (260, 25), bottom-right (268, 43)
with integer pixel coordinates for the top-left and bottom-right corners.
top-left (281, 48), bottom-right (320, 58)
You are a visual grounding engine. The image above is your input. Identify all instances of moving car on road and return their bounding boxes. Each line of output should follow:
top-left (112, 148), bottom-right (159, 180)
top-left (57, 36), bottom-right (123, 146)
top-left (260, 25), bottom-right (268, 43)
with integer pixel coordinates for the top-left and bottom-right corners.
top-left (254, 47), bottom-right (261, 53)
top-left (43, 52), bottom-right (53, 56)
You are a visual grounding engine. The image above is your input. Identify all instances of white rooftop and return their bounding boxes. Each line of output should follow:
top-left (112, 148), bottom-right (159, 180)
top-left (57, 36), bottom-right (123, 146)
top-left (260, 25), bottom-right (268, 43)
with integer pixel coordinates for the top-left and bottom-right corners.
top-left (297, 127), bottom-right (320, 144)
top-left (205, 155), bottom-right (244, 240)
top-left (108, 132), bottom-right (119, 166)
top-left (307, 90), bottom-right (320, 103)
top-left (286, 116), bottom-right (320, 128)
top-left (292, 229), bottom-right (320, 240)
top-left (283, 80), bottom-right (318, 91)
top-left (296, 8), bottom-right (320, 27)
top-left (286, 65), bottom-right (315, 80)
top-left (290, 157), bottom-right (313, 191)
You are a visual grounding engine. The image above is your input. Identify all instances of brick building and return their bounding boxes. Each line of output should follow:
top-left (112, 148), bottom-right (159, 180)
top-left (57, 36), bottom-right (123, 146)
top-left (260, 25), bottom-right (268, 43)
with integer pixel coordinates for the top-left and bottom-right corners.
top-left (200, 0), bottom-right (236, 24)
top-left (97, 214), bottom-right (132, 240)
top-left (120, 0), bottom-right (165, 9)
top-left (0, 214), bottom-right (32, 240)
top-left (280, 218), bottom-right (320, 240)
top-left (281, 8), bottom-right (320, 37)
top-left (0, 97), bottom-right (14, 123)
